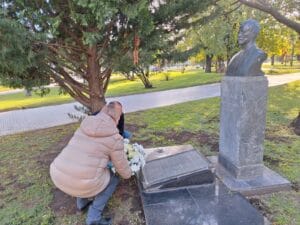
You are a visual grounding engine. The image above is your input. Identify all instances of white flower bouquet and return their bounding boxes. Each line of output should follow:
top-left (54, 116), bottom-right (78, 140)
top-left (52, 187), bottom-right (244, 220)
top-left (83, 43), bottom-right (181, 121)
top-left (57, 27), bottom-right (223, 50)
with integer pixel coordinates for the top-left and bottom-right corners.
top-left (111, 139), bottom-right (145, 175)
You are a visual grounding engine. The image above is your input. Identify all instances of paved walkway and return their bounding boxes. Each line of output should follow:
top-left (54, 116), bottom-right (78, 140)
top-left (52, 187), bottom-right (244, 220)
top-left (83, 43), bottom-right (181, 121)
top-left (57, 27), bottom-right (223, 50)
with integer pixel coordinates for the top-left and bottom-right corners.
top-left (0, 73), bottom-right (299, 136)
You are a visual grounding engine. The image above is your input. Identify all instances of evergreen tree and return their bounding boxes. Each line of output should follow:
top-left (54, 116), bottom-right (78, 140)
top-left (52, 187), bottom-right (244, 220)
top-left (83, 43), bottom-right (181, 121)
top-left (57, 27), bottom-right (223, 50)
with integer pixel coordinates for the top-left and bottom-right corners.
top-left (0, 0), bottom-right (214, 113)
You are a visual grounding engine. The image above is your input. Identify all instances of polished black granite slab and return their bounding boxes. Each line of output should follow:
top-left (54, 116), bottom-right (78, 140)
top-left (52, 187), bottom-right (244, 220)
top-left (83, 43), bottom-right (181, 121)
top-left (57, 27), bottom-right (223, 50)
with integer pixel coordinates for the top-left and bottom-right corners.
top-left (139, 146), bottom-right (265, 224)
top-left (140, 145), bottom-right (214, 193)
top-left (139, 182), bottom-right (265, 225)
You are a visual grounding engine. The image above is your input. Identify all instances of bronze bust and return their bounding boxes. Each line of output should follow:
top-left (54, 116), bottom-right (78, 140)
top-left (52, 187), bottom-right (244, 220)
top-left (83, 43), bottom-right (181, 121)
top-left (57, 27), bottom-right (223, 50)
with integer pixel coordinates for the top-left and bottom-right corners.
top-left (226, 19), bottom-right (267, 77)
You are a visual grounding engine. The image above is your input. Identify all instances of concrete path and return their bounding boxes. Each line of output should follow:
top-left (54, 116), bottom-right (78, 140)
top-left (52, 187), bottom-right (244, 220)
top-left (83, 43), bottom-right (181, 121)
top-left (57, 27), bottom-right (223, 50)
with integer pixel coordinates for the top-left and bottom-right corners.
top-left (0, 73), bottom-right (299, 136)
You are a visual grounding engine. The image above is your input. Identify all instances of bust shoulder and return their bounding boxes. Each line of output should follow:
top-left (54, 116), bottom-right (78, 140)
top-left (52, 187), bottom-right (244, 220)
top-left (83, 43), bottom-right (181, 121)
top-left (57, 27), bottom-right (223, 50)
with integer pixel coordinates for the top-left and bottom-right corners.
top-left (226, 45), bottom-right (267, 77)
top-left (248, 45), bottom-right (267, 60)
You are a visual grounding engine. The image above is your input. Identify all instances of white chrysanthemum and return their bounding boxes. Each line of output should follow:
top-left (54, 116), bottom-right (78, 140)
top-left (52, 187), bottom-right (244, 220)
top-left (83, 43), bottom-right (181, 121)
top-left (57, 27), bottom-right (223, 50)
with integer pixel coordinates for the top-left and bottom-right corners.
top-left (131, 164), bottom-right (140, 173)
top-left (111, 139), bottom-right (145, 175)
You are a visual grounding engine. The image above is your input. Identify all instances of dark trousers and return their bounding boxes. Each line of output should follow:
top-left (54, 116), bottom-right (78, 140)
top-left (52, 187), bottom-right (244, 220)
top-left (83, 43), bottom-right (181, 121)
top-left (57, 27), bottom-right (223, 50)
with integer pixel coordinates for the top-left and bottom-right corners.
top-left (77, 174), bottom-right (119, 225)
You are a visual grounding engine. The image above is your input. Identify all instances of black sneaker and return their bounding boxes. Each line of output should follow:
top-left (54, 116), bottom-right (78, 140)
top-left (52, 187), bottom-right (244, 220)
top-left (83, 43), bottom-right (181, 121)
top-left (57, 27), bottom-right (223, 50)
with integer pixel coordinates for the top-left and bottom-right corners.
top-left (99, 217), bottom-right (112, 225)
top-left (88, 217), bottom-right (112, 225)
top-left (76, 200), bottom-right (92, 214)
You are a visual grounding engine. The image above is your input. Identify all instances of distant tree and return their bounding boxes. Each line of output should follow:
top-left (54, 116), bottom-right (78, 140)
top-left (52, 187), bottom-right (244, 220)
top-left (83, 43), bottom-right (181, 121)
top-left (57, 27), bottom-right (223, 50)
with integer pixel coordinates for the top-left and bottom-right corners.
top-left (256, 19), bottom-right (291, 65)
top-left (115, 50), bottom-right (155, 88)
top-left (177, 2), bottom-right (243, 73)
top-left (294, 37), bottom-right (300, 60)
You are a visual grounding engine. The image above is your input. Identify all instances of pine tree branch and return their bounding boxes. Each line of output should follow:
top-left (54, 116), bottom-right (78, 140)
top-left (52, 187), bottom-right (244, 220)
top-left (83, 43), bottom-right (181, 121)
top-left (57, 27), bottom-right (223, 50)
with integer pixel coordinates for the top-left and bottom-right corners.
top-left (47, 45), bottom-right (88, 79)
top-left (50, 69), bottom-right (90, 107)
top-left (223, 3), bottom-right (242, 16)
top-left (96, 19), bottom-right (116, 61)
top-left (58, 22), bottom-right (86, 50)
top-left (103, 68), bottom-right (112, 93)
top-left (56, 67), bottom-right (89, 94)
top-left (46, 58), bottom-right (89, 95)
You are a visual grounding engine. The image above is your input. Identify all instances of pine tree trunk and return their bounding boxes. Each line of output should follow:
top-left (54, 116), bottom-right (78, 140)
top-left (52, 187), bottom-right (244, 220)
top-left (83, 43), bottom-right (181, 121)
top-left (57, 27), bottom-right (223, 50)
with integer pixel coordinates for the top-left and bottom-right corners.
top-left (137, 74), bottom-right (153, 88)
top-left (25, 88), bottom-right (32, 96)
top-left (87, 46), bottom-right (106, 113)
top-left (271, 55), bottom-right (275, 66)
top-left (216, 57), bottom-right (225, 73)
top-left (205, 55), bottom-right (213, 73)
top-left (136, 67), bottom-right (153, 88)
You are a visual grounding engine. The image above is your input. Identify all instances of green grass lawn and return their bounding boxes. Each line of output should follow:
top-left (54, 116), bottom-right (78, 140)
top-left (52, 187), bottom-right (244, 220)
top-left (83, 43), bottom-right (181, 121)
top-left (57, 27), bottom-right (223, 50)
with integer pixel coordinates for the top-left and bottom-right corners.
top-left (262, 61), bottom-right (300, 74)
top-left (0, 81), bottom-right (299, 225)
top-left (0, 69), bottom-right (221, 112)
top-left (0, 87), bottom-right (72, 111)
top-left (1, 61), bottom-right (299, 112)
top-left (106, 69), bottom-right (221, 96)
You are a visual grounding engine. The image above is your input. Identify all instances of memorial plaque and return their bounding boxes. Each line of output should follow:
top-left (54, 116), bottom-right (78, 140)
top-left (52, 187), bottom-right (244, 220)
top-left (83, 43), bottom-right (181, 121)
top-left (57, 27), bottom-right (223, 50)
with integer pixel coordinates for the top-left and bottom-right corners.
top-left (139, 145), bottom-right (214, 192)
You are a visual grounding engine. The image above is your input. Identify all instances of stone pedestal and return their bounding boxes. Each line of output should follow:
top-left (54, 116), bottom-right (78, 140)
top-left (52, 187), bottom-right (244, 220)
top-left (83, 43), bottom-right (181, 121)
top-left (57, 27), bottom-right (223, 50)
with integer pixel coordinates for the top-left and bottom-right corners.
top-left (219, 76), bottom-right (268, 179)
top-left (217, 76), bottom-right (291, 195)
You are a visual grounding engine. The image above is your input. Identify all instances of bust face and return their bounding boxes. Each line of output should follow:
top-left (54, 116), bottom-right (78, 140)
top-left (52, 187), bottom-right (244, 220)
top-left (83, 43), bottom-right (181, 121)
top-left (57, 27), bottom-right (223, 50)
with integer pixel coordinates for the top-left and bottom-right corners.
top-left (238, 23), bottom-right (256, 48)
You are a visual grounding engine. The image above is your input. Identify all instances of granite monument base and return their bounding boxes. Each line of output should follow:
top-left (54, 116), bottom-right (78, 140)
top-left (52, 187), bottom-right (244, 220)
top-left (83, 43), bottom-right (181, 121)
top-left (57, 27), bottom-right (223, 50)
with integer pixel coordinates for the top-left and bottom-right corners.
top-left (137, 145), bottom-right (268, 225)
top-left (209, 156), bottom-right (291, 196)
top-left (219, 76), bottom-right (268, 179)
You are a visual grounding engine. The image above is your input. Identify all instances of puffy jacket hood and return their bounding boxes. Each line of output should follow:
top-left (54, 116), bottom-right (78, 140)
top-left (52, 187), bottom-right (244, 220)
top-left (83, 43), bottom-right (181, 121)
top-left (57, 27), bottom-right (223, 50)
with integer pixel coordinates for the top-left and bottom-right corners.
top-left (80, 112), bottom-right (119, 137)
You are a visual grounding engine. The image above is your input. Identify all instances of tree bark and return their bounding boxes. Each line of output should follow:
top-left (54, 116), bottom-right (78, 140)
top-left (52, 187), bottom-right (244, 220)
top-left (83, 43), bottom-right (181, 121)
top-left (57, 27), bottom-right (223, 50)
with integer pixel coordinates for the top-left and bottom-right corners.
top-left (25, 88), bottom-right (32, 96)
top-left (239, 0), bottom-right (300, 34)
top-left (205, 54), bottom-right (213, 73)
top-left (135, 67), bottom-right (153, 88)
top-left (87, 46), bottom-right (106, 113)
top-left (216, 56), bottom-right (225, 73)
top-left (271, 55), bottom-right (275, 66)
top-left (290, 43), bottom-right (295, 67)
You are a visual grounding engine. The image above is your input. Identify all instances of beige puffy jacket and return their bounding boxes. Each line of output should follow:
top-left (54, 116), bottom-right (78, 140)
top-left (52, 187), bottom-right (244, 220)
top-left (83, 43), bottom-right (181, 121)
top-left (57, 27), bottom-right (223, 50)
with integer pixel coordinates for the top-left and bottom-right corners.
top-left (50, 112), bottom-right (131, 198)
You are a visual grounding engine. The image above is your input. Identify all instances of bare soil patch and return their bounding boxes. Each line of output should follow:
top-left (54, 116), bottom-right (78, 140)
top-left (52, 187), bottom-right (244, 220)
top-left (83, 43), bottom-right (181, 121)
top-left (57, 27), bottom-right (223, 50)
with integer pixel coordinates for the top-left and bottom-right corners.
top-left (248, 197), bottom-right (273, 222)
top-left (36, 133), bottom-right (73, 166)
top-left (290, 113), bottom-right (300, 135)
top-left (50, 178), bottom-right (145, 224)
top-left (108, 178), bottom-right (145, 225)
top-left (51, 188), bottom-right (77, 216)
top-left (291, 182), bottom-right (299, 192)
top-left (125, 123), bottom-right (147, 133)
top-left (265, 134), bottom-right (292, 143)
top-left (161, 130), bottom-right (219, 152)
top-left (263, 155), bottom-right (280, 166)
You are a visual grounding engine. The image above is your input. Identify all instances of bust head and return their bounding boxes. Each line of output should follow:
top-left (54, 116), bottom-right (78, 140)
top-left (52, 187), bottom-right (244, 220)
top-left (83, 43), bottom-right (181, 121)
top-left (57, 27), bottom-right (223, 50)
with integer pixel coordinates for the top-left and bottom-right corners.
top-left (238, 19), bottom-right (260, 49)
